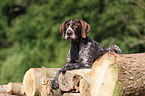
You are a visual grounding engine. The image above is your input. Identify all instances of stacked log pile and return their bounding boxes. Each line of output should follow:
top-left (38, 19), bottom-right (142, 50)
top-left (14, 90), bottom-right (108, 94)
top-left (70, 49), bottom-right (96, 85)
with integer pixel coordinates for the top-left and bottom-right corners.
top-left (0, 52), bottom-right (145, 96)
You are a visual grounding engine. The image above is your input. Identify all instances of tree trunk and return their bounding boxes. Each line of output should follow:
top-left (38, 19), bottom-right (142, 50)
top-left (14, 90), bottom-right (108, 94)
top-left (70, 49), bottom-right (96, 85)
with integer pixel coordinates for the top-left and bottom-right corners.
top-left (58, 69), bottom-right (91, 95)
top-left (90, 52), bottom-right (145, 96)
top-left (7, 82), bottom-right (24, 95)
top-left (23, 67), bottom-right (60, 96)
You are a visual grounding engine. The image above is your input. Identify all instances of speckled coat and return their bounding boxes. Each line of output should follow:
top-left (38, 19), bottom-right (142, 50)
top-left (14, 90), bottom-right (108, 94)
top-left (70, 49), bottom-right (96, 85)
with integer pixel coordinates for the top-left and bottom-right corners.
top-left (65, 36), bottom-right (108, 68)
top-left (51, 36), bottom-right (122, 89)
top-left (51, 19), bottom-right (123, 89)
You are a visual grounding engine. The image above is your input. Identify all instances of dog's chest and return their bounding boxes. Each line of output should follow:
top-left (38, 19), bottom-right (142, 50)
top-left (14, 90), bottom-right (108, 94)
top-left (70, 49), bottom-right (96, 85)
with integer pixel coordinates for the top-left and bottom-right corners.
top-left (79, 41), bottom-right (95, 63)
top-left (71, 41), bottom-right (94, 63)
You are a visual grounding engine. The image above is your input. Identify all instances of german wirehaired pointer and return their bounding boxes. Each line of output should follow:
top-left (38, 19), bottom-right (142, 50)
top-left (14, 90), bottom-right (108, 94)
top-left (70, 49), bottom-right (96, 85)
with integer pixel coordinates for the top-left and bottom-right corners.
top-left (51, 19), bottom-right (123, 89)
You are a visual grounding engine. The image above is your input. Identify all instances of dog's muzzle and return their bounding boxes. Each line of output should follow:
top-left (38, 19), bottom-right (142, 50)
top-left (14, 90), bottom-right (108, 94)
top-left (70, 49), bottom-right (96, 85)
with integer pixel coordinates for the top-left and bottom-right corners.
top-left (65, 26), bottom-right (76, 40)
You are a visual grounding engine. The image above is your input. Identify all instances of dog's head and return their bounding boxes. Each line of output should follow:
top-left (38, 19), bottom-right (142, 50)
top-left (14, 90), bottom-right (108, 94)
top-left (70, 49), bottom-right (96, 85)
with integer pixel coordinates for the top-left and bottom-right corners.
top-left (59, 19), bottom-right (90, 41)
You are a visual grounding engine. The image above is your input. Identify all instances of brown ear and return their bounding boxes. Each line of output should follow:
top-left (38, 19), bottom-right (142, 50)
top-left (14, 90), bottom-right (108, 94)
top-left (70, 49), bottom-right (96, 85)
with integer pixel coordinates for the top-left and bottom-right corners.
top-left (80, 19), bottom-right (90, 38)
top-left (59, 20), bottom-right (68, 38)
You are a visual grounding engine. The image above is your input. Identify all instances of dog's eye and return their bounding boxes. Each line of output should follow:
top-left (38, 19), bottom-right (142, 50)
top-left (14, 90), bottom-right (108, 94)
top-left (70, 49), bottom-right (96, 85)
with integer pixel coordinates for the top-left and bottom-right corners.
top-left (65, 24), bottom-right (69, 28)
top-left (73, 24), bottom-right (78, 27)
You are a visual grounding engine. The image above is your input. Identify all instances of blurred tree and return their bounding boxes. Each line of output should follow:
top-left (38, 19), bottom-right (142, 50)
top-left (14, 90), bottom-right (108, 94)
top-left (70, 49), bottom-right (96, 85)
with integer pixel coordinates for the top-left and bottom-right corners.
top-left (0, 0), bottom-right (144, 84)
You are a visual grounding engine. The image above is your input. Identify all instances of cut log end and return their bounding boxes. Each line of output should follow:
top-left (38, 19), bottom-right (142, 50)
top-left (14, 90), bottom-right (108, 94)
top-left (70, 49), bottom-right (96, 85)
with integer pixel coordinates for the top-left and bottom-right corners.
top-left (23, 68), bottom-right (41, 96)
top-left (58, 69), bottom-right (91, 95)
top-left (90, 52), bottom-right (145, 96)
top-left (23, 67), bottom-right (60, 96)
top-left (90, 53), bottom-right (120, 96)
top-left (7, 82), bottom-right (24, 95)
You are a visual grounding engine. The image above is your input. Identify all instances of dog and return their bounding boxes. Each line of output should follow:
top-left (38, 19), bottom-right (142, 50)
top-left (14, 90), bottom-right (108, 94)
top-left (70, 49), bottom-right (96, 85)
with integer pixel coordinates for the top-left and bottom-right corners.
top-left (51, 19), bottom-right (123, 89)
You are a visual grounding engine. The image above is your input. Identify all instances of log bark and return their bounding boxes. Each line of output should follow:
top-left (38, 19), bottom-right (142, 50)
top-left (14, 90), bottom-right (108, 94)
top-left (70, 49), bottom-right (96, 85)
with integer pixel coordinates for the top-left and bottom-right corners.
top-left (7, 82), bottom-right (24, 95)
top-left (23, 67), bottom-right (60, 96)
top-left (58, 69), bottom-right (91, 95)
top-left (90, 52), bottom-right (145, 96)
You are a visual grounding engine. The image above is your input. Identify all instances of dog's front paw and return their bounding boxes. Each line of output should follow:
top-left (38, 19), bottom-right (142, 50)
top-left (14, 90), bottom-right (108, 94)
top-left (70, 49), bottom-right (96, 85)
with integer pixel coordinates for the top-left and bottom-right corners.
top-left (51, 78), bottom-right (59, 89)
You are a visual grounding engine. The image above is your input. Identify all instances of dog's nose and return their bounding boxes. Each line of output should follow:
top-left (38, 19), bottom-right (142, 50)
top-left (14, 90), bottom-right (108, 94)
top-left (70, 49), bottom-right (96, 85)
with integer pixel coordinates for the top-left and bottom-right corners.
top-left (67, 31), bottom-right (73, 36)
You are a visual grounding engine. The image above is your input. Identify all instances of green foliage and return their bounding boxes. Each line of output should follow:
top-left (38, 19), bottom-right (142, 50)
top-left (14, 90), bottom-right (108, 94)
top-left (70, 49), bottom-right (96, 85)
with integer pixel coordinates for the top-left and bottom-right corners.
top-left (0, 0), bottom-right (145, 84)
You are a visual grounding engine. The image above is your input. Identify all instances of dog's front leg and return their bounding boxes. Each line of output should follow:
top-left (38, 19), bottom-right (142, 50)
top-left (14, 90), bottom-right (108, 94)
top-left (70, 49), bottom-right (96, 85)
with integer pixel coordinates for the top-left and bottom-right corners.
top-left (51, 63), bottom-right (80, 89)
top-left (51, 68), bottom-right (63, 89)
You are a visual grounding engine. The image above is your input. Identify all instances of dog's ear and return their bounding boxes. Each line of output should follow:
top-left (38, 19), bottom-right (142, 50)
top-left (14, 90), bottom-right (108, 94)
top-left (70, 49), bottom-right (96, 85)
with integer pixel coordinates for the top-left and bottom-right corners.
top-left (80, 19), bottom-right (90, 38)
top-left (59, 20), bottom-right (68, 38)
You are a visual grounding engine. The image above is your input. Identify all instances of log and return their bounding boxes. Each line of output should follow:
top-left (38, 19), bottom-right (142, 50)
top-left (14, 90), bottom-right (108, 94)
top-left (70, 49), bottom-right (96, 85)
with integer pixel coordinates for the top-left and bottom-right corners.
top-left (90, 52), bottom-right (145, 96)
top-left (58, 69), bottom-right (91, 95)
top-left (0, 85), bottom-right (7, 93)
top-left (41, 66), bottom-right (51, 96)
top-left (7, 82), bottom-right (24, 95)
top-left (0, 93), bottom-right (17, 96)
top-left (40, 66), bottom-right (61, 96)
top-left (23, 68), bottom-right (41, 96)
top-left (23, 67), bottom-right (60, 96)
top-left (0, 85), bottom-right (19, 96)
top-left (48, 89), bottom-right (62, 96)
top-left (63, 93), bottom-right (81, 96)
